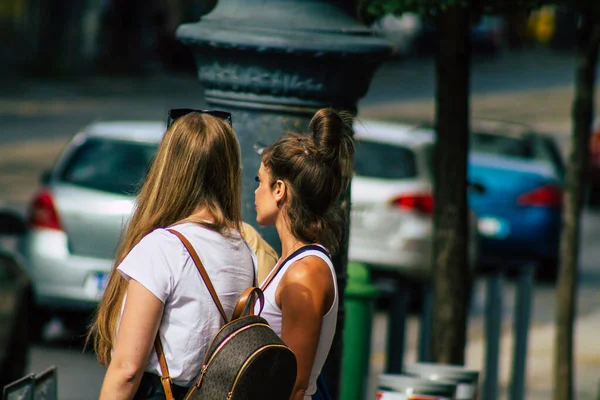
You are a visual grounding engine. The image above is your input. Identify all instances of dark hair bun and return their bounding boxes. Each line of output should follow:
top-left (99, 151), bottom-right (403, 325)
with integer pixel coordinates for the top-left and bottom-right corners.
top-left (309, 108), bottom-right (355, 177)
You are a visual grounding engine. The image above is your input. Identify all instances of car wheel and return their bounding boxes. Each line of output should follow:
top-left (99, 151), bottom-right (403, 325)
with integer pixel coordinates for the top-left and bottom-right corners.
top-left (29, 303), bottom-right (51, 343)
top-left (587, 183), bottom-right (600, 208)
top-left (61, 310), bottom-right (96, 346)
top-left (0, 285), bottom-right (32, 388)
top-left (537, 257), bottom-right (559, 283)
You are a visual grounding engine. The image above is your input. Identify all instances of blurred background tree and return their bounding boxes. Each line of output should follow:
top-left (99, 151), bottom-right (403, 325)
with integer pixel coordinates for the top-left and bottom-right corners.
top-left (359, 0), bottom-right (548, 366)
top-left (360, 2), bottom-right (600, 399)
top-left (551, 2), bottom-right (600, 400)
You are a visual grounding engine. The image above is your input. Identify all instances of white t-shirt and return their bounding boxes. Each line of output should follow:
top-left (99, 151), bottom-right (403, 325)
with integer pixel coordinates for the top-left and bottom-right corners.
top-left (116, 223), bottom-right (256, 387)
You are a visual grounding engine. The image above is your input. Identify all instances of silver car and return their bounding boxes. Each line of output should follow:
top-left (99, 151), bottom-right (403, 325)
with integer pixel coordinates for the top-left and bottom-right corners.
top-left (20, 121), bottom-right (164, 336)
top-left (349, 120), bottom-right (480, 281)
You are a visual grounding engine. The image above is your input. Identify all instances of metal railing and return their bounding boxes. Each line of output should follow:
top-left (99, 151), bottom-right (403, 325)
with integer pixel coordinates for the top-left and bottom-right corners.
top-left (2, 365), bottom-right (57, 400)
top-left (380, 262), bottom-right (536, 400)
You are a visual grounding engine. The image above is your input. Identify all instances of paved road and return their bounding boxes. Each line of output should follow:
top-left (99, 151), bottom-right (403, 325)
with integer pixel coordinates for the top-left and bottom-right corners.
top-left (0, 48), bottom-right (584, 144)
top-left (0, 74), bottom-right (207, 145)
top-left (3, 49), bottom-right (599, 399)
top-left (0, 49), bottom-right (582, 209)
top-left (364, 48), bottom-right (583, 105)
top-left (29, 345), bottom-right (104, 400)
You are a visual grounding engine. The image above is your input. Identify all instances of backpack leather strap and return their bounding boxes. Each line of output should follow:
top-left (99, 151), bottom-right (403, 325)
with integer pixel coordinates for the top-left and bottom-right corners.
top-left (154, 336), bottom-right (175, 400)
top-left (167, 228), bottom-right (228, 322)
top-left (231, 287), bottom-right (265, 320)
top-left (152, 228), bottom-right (230, 399)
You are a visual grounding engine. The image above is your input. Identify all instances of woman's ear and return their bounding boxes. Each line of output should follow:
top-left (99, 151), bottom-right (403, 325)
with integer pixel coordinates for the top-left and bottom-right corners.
top-left (272, 179), bottom-right (287, 207)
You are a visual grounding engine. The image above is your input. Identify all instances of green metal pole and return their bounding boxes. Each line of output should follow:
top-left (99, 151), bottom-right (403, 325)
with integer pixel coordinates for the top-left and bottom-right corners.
top-left (341, 262), bottom-right (378, 400)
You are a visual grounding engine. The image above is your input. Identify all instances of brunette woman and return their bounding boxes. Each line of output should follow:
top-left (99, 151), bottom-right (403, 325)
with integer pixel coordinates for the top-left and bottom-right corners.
top-left (254, 108), bottom-right (355, 400)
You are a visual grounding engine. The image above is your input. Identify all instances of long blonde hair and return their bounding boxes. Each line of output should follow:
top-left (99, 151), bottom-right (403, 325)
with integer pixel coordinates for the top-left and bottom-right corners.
top-left (87, 112), bottom-right (242, 365)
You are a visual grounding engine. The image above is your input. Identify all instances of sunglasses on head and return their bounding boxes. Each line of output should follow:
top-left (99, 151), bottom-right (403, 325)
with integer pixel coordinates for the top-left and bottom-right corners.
top-left (167, 108), bottom-right (232, 128)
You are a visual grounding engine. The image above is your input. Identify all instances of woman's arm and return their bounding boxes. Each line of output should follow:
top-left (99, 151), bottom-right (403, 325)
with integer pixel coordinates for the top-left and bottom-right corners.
top-left (278, 257), bottom-right (335, 400)
top-left (100, 279), bottom-right (164, 400)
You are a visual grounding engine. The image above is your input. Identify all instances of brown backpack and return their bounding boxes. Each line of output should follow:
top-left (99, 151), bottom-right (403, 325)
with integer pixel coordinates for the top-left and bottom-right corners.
top-left (156, 229), bottom-right (297, 400)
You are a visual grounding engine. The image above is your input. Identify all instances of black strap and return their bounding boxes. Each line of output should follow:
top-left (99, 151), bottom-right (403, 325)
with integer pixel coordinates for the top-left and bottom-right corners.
top-left (261, 244), bottom-right (330, 291)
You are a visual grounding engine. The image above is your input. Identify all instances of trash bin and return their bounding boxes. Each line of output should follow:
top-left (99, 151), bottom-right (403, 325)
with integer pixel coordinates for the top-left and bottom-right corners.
top-left (377, 374), bottom-right (456, 399)
top-left (340, 262), bottom-right (378, 400)
top-left (404, 363), bottom-right (480, 400)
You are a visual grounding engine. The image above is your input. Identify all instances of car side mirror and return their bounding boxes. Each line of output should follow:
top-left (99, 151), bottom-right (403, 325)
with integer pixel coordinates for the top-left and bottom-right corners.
top-left (41, 170), bottom-right (51, 185)
top-left (468, 181), bottom-right (486, 194)
top-left (0, 210), bottom-right (27, 236)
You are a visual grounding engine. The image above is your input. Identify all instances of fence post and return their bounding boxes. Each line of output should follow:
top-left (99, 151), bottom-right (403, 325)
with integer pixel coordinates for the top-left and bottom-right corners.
top-left (418, 283), bottom-right (433, 362)
top-left (510, 262), bottom-right (536, 400)
top-left (386, 279), bottom-right (409, 374)
top-left (483, 269), bottom-right (504, 400)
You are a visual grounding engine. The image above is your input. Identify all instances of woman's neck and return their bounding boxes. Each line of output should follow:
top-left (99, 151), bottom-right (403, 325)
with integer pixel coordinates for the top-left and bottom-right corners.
top-left (189, 207), bottom-right (213, 222)
top-left (275, 215), bottom-right (308, 261)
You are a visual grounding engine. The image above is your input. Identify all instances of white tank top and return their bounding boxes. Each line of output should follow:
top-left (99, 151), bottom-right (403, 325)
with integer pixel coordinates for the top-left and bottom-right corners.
top-left (257, 246), bottom-right (338, 399)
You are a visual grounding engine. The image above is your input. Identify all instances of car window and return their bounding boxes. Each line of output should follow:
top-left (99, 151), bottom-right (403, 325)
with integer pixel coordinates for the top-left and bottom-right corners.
top-left (354, 139), bottom-right (417, 179)
top-left (60, 137), bottom-right (158, 195)
top-left (536, 136), bottom-right (565, 181)
top-left (470, 132), bottom-right (534, 159)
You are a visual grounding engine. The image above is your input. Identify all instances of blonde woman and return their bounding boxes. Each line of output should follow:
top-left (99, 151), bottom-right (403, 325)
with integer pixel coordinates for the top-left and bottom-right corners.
top-left (88, 110), bottom-right (256, 400)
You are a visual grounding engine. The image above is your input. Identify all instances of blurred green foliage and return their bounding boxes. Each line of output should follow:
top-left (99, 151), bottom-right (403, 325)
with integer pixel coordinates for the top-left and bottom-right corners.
top-left (358, 0), bottom-right (563, 24)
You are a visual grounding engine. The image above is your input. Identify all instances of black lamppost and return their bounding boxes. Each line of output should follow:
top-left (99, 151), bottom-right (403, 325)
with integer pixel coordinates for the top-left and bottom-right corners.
top-left (177, 1), bottom-right (390, 397)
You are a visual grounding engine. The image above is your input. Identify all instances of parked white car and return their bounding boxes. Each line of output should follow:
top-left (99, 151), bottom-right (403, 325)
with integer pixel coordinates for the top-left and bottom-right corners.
top-left (20, 121), bottom-right (164, 338)
top-left (348, 120), bottom-right (479, 281)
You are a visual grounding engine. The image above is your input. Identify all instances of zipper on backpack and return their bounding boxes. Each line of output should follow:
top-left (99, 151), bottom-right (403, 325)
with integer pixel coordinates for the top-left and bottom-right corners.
top-left (227, 344), bottom-right (290, 400)
top-left (192, 364), bottom-right (208, 389)
top-left (199, 365), bottom-right (208, 380)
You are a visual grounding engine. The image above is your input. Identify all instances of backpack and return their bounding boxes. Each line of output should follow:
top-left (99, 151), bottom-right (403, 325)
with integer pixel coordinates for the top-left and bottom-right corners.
top-left (155, 229), bottom-right (297, 400)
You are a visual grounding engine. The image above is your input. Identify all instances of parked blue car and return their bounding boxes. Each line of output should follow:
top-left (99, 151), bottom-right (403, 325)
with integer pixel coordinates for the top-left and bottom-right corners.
top-left (468, 127), bottom-right (564, 280)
